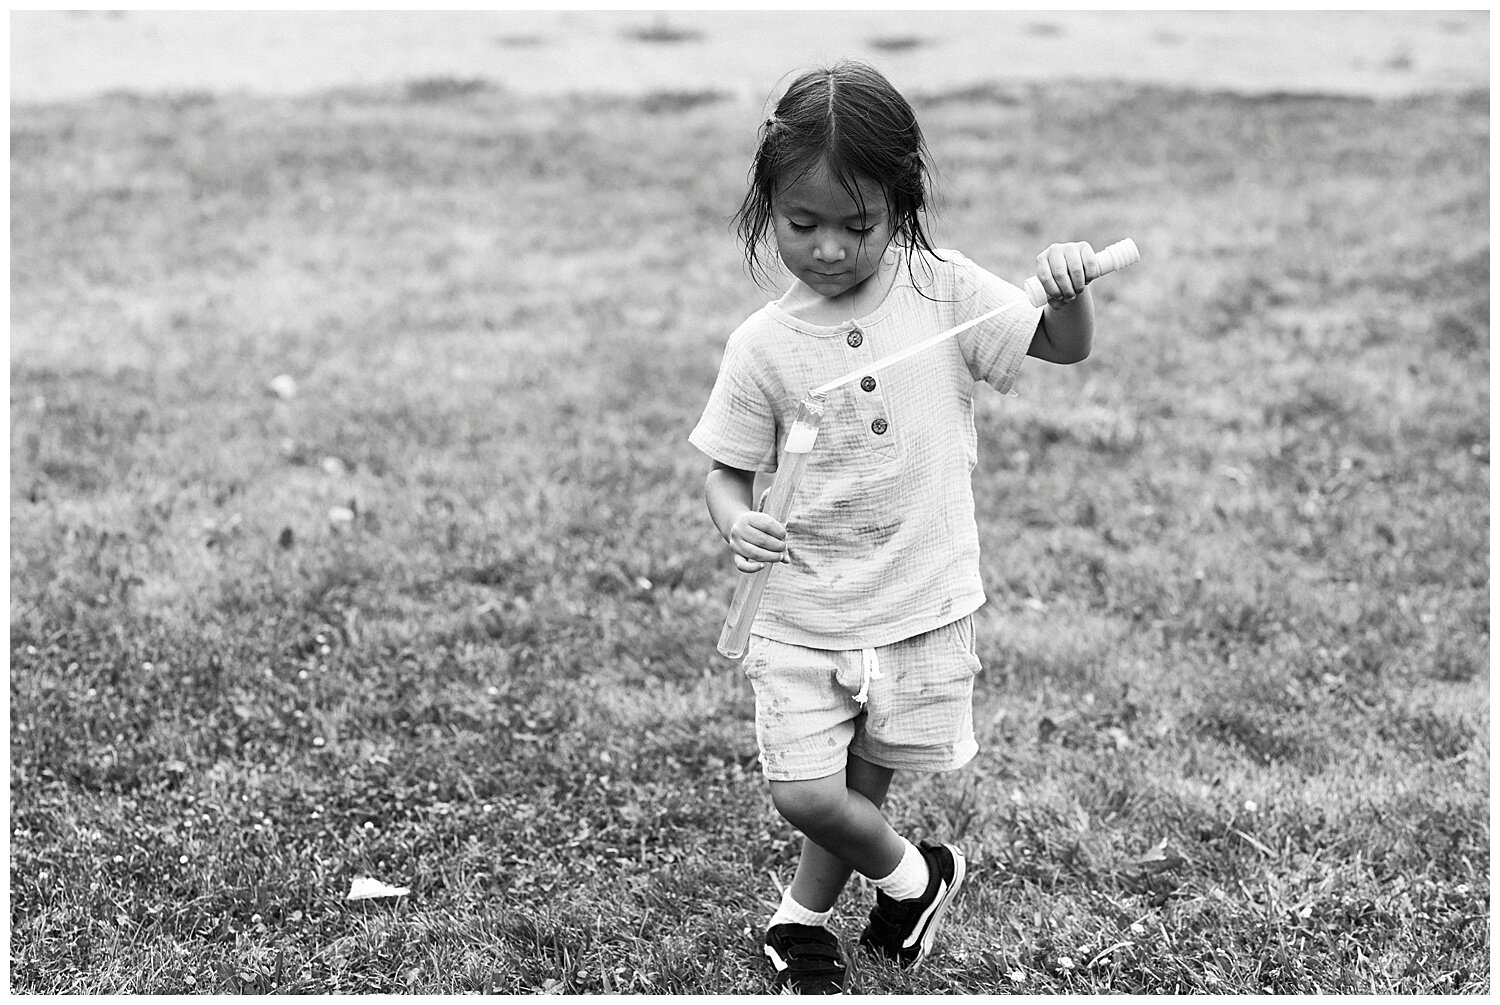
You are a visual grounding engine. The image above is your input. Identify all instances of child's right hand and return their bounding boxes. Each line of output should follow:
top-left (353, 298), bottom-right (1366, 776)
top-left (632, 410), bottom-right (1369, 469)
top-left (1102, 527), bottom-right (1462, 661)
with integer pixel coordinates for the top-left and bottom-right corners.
top-left (728, 511), bottom-right (788, 573)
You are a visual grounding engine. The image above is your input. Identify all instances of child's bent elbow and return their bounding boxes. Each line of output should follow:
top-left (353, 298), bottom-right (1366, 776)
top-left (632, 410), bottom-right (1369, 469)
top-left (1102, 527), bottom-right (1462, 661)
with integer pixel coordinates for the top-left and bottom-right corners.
top-left (1056, 337), bottom-right (1092, 364)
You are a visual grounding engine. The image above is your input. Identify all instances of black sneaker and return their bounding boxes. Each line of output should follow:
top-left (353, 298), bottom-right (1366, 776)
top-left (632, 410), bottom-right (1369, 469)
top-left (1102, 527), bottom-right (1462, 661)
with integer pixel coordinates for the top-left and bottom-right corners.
top-left (858, 841), bottom-right (966, 970)
top-left (763, 923), bottom-right (848, 994)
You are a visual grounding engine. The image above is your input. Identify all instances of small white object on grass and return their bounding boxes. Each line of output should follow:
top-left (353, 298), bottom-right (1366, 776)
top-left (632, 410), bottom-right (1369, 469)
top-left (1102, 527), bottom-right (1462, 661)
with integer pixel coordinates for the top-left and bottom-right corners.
top-left (346, 876), bottom-right (410, 900)
top-left (267, 374), bottom-right (298, 399)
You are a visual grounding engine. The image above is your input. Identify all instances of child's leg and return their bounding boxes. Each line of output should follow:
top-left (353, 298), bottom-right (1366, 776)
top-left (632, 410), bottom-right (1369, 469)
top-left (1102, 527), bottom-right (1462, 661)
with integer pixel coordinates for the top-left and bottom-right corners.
top-left (783, 754), bottom-right (894, 912)
top-left (770, 755), bottom-right (905, 908)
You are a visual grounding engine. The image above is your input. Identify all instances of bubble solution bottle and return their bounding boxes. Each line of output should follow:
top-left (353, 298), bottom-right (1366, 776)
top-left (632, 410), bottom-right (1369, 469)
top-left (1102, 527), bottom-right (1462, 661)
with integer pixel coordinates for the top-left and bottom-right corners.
top-left (716, 392), bottom-right (826, 659)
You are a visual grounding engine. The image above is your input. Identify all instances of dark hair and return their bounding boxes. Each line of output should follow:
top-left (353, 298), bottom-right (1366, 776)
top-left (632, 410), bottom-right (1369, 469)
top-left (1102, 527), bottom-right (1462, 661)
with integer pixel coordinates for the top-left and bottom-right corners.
top-left (733, 59), bottom-right (940, 288)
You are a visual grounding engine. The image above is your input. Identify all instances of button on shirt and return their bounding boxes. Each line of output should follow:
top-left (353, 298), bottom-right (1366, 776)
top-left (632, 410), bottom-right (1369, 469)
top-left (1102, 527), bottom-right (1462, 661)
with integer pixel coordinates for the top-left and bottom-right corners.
top-left (690, 249), bottom-right (1040, 650)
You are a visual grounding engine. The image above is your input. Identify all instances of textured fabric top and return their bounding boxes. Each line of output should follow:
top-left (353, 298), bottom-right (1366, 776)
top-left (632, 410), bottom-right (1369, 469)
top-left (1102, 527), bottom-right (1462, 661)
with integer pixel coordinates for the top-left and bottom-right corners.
top-left (690, 248), bottom-right (1039, 649)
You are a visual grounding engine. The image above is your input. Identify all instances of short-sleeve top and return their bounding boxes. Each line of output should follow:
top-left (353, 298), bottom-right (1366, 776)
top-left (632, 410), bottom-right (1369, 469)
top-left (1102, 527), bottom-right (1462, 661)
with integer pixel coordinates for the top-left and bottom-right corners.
top-left (689, 248), bottom-right (1040, 650)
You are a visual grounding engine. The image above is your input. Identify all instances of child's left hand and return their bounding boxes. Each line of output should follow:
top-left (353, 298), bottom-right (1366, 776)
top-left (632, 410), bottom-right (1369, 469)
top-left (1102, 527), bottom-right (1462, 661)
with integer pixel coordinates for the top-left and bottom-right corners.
top-left (1035, 242), bottom-right (1100, 307)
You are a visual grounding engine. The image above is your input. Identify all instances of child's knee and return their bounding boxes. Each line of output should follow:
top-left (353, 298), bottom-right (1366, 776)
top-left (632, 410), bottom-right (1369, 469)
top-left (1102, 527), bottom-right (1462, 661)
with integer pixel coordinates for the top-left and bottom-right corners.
top-left (769, 778), bottom-right (842, 830)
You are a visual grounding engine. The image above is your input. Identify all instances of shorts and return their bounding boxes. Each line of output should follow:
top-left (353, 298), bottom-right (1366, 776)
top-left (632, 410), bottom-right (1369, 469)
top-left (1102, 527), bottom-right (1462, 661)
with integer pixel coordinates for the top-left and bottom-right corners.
top-left (742, 616), bottom-right (982, 782)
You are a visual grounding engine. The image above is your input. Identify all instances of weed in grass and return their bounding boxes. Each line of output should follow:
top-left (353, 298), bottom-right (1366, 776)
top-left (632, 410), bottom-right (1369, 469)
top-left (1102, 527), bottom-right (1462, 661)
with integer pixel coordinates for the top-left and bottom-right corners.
top-left (868, 35), bottom-right (927, 53)
top-left (1024, 21), bottom-right (1065, 37)
top-left (493, 33), bottom-right (546, 49)
top-left (404, 77), bottom-right (490, 103)
top-left (622, 19), bottom-right (701, 45)
top-left (638, 90), bottom-right (729, 116)
top-left (916, 82), bottom-right (1026, 108)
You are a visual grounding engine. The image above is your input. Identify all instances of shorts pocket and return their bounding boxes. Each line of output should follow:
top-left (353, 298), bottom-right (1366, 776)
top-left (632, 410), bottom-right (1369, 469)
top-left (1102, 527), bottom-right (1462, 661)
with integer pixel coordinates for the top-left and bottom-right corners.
top-left (742, 635), bottom-right (772, 681)
top-left (946, 616), bottom-right (981, 678)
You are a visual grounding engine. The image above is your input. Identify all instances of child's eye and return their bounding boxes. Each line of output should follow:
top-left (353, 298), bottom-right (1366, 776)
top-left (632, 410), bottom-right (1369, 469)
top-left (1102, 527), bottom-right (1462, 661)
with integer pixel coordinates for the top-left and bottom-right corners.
top-left (849, 225), bottom-right (876, 236)
top-left (787, 220), bottom-right (815, 232)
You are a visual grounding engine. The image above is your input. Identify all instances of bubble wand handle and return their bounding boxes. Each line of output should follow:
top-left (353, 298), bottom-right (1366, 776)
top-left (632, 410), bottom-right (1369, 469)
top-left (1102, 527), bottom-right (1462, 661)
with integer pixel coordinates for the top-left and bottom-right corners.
top-left (1023, 238), bottom-right (1140, 307)
top-left (717, 395), bottom-right (826, 659)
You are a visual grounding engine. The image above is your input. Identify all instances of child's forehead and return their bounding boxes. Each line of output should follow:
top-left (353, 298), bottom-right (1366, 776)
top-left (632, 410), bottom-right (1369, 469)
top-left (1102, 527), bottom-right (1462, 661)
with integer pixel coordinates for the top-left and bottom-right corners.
top-left (773, 162), bottom-right (887, 217)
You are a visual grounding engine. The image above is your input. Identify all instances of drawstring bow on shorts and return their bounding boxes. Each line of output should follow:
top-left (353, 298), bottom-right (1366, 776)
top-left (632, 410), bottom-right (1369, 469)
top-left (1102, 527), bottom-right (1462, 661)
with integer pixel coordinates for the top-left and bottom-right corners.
top-left (853, 647), bottom-right (882, 705)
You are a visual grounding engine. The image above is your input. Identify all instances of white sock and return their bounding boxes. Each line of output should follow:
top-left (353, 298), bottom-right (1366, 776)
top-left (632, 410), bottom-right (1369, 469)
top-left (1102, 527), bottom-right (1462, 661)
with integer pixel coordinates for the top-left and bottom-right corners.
top-left (869, 839), bottom-right (930, 901)
top-left (768, 887), bottom-right (834, 930)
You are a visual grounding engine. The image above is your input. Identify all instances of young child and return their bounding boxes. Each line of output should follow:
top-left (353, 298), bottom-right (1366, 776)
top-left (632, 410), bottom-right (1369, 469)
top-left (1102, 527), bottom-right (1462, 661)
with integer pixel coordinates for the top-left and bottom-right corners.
top-left (689, 59), bottom-right (1098, 994)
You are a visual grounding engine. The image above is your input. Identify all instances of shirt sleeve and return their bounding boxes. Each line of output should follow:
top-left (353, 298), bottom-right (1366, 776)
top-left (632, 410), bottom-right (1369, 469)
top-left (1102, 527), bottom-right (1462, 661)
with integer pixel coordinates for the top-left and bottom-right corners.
top-left (688, 328), bottom-right (779, 473)
top-left (949, 251), bottom-right (1041, 395)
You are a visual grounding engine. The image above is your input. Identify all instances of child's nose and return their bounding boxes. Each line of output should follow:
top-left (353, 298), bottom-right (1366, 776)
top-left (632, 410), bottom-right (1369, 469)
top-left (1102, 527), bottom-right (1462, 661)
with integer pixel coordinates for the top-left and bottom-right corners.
top-left (814, 236), bottom-right (846, 262)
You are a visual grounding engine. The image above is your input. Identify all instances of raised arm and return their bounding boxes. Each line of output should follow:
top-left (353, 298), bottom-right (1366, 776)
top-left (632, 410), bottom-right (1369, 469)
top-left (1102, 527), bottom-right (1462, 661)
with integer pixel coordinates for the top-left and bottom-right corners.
top-left (1027, 241), bottom-right (1097, 364)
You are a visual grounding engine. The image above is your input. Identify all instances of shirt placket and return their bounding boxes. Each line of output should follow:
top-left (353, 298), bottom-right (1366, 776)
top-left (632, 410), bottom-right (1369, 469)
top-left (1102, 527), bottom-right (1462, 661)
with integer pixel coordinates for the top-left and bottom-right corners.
top-left (842, 322), bottom-right (897, 460)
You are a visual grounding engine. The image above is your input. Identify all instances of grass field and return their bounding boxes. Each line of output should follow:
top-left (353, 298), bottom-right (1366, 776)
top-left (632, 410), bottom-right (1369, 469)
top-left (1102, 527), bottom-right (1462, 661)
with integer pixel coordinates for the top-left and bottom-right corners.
top-left (8, 76), bottom-right (1489, 993)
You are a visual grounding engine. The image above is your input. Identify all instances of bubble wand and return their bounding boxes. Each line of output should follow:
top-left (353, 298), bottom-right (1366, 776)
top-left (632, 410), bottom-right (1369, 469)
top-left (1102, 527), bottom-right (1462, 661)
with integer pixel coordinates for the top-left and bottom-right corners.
top-left (716, 239), bottom-right (1140, 659)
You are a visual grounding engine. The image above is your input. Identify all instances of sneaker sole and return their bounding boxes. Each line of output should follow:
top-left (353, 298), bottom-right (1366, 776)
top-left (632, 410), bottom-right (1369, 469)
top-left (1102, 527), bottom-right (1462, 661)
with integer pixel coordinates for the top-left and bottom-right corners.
top-left (910, 844), bottom-right (966, 971)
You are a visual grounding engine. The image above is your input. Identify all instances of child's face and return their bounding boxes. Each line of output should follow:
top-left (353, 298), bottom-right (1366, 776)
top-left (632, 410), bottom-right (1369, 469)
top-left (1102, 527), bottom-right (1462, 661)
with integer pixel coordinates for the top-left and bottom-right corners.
top-left (771, 162), bottom-right (894, 302)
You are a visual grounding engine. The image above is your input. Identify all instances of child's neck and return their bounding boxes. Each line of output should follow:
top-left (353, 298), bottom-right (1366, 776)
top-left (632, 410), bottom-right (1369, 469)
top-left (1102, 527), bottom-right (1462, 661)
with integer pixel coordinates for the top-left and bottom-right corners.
top-left (778, 252), bottom-right (900, 326)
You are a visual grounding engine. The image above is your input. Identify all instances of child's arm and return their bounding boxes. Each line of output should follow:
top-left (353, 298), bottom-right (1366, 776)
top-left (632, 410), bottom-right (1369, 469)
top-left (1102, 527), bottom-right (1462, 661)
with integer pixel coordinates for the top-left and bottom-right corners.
top-left (1028, 242), bottom-right (1097, 364)
top-left (705, 462), bottom-right (788, 573)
